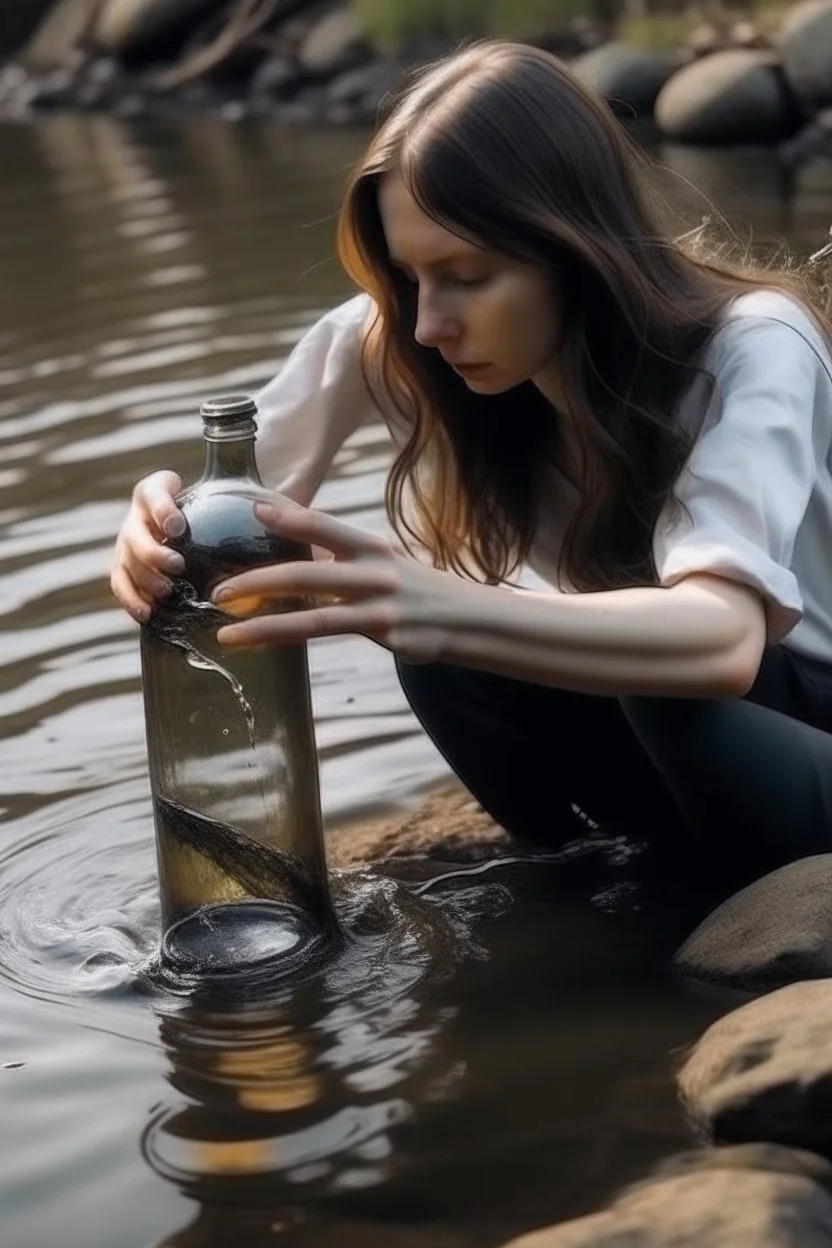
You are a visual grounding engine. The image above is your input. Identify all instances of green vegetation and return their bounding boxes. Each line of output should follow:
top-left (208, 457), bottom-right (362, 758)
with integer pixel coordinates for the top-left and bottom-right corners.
top-left (617, 11), bottom-right (697, 52)
top-left (621, 0), bottom-right (794, 50)
top-left (355, 0), bottom-right (797, 53)
top-left (354, 0), bottom-right (589, 50)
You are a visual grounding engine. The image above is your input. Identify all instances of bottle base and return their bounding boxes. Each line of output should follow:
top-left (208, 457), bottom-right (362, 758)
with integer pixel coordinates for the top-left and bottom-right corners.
top-left (161, 899), bottom-right (324, 978)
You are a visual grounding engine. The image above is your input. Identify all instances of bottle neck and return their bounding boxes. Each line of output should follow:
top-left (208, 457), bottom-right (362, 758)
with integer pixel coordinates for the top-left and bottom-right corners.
top-left (201, 432), bottom-right (263, 483)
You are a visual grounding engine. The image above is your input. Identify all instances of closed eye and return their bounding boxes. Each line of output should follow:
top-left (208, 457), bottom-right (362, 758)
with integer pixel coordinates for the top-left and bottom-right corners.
top-left (391, 262), bottom-right (487, 289)
top-left (443, 273), bottom-right (487, 288)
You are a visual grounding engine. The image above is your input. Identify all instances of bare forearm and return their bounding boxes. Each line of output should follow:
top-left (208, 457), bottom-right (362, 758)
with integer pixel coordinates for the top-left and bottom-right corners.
top-left (437, 574), bottom-right (767, 698)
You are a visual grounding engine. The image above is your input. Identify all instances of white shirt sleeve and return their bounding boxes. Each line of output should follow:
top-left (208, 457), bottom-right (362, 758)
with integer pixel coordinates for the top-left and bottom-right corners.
top-left (654, 299), bottom-right (832, 644)
top-left (253, 293), bottom-right (385, 504)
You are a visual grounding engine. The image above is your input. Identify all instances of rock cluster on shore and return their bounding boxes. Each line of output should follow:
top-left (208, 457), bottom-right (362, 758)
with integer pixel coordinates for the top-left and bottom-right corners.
top-left (3, 0), bottom-right (831, 159)
top-left (570, 0), bottom-right (832, 159)
top-left (328, 782), bottom-right (832, 1246)
top-left (0, 0), bottom-right (407, 126)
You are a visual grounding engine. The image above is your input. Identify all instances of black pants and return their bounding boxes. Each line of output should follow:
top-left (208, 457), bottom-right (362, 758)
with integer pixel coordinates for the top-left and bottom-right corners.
top-left (396, 645), bottom-right (832, 891)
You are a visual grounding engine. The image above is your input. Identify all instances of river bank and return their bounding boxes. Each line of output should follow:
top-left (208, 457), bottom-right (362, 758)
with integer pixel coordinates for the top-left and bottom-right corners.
top-left (1, 0), bottom-right (832, 159)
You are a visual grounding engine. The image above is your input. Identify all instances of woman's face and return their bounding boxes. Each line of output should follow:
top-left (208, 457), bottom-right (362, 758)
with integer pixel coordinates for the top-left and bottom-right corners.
top-left (378, 173), bottom-right (564, 397)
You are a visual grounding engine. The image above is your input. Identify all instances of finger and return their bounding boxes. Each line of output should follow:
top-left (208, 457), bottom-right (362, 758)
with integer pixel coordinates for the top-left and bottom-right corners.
top-left (129, 560), bottom-right (175, 602)
top-left (254, 502), bottom-right (389, 560)
top-left (217, 602), bottom-right (393, 648)
top-left (133, 471), bottom-right (184, 538)
top-left (212, 559), bottom-right (395, 610)
top-left (110, 564), bottom-right (152, 624)
top-left (123, 522), bottom-right (186, 576)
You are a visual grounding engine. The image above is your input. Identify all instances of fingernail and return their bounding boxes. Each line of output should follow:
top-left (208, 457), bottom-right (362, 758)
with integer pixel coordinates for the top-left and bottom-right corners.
top-left (211, 586), bottom-right (232, 603)
top-left (165, 551), bottom-right (185, 572)
top-left (134, 605), bottom-right (150, 624)
top-left (254, 502), bottom-right (280, 520)
top-left (163, 513), bottom-right (186, 538)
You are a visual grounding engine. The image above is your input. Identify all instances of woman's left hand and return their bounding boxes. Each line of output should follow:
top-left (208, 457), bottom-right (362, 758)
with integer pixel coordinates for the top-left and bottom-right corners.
top-left (212, 501), bottom-right (458, 663)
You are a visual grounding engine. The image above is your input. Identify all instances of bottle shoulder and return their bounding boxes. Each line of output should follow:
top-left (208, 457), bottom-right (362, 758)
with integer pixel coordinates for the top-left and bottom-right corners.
top-left (177, 475), bottom-right (270, 507)
top-left (171, 480), bottom-right (309, 596)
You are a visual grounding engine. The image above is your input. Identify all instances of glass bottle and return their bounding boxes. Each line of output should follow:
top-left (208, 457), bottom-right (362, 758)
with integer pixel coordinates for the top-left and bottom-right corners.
top-left (140, 394), bottom-right (336, 973)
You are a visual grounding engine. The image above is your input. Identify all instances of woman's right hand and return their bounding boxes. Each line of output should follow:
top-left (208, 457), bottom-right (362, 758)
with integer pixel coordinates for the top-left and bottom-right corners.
top-left (109, 471), bottom-right (186, 623)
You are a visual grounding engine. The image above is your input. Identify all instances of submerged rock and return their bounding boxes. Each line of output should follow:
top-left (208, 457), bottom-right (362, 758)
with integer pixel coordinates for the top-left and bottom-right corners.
top-left (678, 979), bottom-right (832, 1156)
top-left (674, 854), bottom-right (832, 990)
top-left (500, 1144), bottom-right (832, 1245)
top-left (655, 49), bottom-right (801, 144)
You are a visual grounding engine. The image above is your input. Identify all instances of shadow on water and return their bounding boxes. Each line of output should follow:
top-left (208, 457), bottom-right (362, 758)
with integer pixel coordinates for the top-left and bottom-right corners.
top-left (1, 112), bottom-right (831, 1247)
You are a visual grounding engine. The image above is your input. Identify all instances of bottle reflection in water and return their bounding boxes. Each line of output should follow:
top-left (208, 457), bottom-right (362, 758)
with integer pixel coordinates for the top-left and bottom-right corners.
top-left (141, 966), bottom-right (462, 1246)
top-left (140, 394), bottom-right (335, 971)
top-left (138, 867), bottom-right (501, 1247)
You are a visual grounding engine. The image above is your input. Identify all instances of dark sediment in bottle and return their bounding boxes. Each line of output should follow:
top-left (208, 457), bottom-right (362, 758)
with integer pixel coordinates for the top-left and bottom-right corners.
top-left (153, 793), bottom-right (332, 928)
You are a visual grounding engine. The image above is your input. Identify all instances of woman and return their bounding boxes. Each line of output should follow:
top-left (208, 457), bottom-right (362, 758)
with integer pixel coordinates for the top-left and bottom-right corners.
top-left (111, 41), bottom-right (832, 890)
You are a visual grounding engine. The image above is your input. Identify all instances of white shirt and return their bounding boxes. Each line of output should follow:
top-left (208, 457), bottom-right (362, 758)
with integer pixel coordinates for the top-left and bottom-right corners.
top-left (255, 289), bottom-right (832, 665)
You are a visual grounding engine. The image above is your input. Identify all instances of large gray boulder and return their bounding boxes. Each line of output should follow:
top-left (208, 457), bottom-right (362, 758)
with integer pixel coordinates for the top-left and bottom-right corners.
top-left (501, 1144), bottom-right (832, 1246)
top-left (655, 48), bottom-right (800, 144)
top-left (570, 41), bottom-right (679, 116)
top-left (93, 0), bottom-right (228, 60)
top-left (678, 979), bottom-right (832, 1156)
top-left (779, 0), bottom-right (832, 109)
top-left (674, 855), bottom-right (832, 990)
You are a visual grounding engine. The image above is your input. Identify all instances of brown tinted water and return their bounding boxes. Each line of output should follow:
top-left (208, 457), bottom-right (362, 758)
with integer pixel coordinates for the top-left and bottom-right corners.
top-left (1, 114), bottom-right (831, 1248)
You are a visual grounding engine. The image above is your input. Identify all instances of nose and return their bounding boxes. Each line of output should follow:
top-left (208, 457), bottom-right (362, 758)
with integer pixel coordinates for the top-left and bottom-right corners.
top-left (414, 287), bottom-right (458, 350)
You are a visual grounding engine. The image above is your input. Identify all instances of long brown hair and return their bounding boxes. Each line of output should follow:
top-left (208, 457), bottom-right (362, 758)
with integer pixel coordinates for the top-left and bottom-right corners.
top-left (336, 40), bottom-right (830, 591)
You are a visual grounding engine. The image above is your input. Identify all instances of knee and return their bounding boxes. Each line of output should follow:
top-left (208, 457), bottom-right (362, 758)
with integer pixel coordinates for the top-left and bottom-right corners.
top-left (620, 695), bottom-right (727, 767)
top-left (395, 657), bottom-right (471, 721)
top-left (395, 657), bottom-right (518, 725)
top-left (395, 656), bottom-right (450, 701)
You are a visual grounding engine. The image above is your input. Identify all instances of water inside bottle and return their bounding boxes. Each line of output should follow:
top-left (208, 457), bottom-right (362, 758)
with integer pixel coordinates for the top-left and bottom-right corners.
top-left (145, 582), bottom-right (333, 971)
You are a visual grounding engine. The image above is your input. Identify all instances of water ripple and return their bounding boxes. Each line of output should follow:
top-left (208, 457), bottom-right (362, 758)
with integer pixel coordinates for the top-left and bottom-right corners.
top-left (137, 867), bottom-right (510, 1200)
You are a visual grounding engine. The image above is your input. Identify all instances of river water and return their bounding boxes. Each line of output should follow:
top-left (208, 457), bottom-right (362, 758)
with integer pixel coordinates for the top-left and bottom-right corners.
top-left (1, 114), bottom-right (831, 1248)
